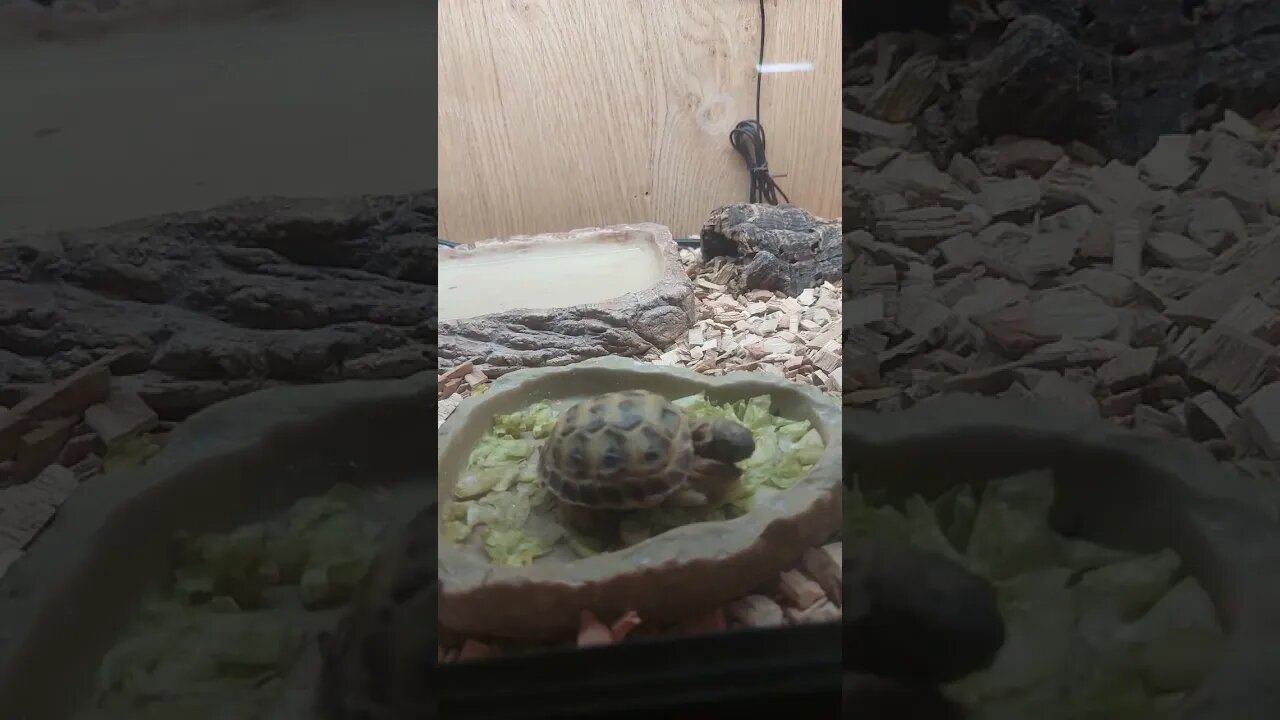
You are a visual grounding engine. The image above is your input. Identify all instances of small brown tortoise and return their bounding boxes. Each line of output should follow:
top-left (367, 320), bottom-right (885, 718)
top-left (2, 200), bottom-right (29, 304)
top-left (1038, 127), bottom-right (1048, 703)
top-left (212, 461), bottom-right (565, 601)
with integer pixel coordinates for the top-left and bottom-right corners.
top-left (537, 390), bottom-right (756, 540)
top-left (317, 392), bottom-right (755, 718)
top-left (317, 506), bottom-right (436, 720)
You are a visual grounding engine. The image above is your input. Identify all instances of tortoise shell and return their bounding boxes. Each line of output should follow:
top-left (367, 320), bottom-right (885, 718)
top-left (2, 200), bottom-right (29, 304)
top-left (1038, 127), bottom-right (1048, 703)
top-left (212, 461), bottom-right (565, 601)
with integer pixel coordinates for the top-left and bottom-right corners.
top-left (537, 390), bottom-right (694, 510)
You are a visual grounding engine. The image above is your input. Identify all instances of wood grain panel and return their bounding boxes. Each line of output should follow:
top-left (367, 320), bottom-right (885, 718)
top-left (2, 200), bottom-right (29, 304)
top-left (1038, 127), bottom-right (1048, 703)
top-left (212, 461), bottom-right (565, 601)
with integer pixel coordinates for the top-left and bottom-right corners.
top-left (438, 0), bottom-right (840, 241)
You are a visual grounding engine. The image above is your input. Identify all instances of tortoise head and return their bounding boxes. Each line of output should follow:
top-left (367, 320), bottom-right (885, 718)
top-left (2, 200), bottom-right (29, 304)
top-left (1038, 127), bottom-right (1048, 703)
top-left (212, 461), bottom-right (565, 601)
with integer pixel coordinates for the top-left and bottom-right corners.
top-left (690, 417), bottom-right (755, 463)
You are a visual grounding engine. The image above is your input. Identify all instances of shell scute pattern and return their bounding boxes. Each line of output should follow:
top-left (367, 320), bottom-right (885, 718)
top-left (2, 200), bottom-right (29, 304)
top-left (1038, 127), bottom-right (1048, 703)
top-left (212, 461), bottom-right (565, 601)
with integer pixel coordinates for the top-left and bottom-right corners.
top-left (539, 390), bottom-right (694, 509)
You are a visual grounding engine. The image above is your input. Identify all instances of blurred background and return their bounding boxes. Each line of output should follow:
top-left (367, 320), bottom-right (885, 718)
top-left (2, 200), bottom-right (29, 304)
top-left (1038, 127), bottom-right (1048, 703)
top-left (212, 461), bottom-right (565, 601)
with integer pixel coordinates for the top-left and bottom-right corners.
top-left (0, 0), bottom-right (435, 238)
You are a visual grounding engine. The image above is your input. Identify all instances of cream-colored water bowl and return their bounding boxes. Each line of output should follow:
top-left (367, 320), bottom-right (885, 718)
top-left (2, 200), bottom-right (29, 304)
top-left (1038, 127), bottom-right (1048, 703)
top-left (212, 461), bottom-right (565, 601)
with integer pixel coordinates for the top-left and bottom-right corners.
top-left (440, 227), bottom-right (667, 321)
top-left (437, 357), bottom-right (842, 640)
top-left (437, 224), bottom-right (696, 376)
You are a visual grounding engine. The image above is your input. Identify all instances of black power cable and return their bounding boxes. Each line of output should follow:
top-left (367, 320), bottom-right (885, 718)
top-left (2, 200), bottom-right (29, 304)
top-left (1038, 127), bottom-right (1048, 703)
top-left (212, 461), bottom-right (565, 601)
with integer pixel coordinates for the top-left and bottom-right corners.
top-left (729, 0), bottom-right (789, 206)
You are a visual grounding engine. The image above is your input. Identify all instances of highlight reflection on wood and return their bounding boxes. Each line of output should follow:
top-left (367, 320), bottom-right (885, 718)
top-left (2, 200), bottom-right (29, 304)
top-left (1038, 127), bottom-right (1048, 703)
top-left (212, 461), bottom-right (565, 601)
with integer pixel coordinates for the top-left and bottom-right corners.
top-left (438, 0), bottom-right (840, 242)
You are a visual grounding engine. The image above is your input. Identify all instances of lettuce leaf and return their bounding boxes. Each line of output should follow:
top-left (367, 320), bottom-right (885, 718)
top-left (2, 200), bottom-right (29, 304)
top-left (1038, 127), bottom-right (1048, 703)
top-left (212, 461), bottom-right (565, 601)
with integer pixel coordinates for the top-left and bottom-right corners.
top-left (1125, 577), bottom-right (1225, 692)
top-left (966, 470), bottom-right (1061, 580)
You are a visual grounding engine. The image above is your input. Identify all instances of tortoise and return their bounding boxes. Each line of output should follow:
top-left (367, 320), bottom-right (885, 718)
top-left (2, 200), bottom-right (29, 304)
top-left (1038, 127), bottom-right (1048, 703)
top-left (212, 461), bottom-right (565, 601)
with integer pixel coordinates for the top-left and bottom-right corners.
top-left (316, 506), bottom-right (438, 720)
top-left (537, 390), bottom-right (756, 540)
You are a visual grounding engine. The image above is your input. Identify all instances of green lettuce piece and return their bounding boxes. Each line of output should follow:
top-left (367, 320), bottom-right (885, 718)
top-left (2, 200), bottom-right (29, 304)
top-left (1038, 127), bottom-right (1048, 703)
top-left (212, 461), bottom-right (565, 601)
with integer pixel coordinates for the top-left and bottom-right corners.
top-left (211, 619), bottom-right (293, 679)
top-left (442, 518), bottom-right (472, 543)
top-left (738, 395), bottom-right (775, 430)
top-left (104, 434), bottom-right (162, 473)
top-left (953, 568), bottom-right (1077, 703)
top-left (903, 494), bottom-right (964, 563)
top-left (677, 392), bottom-right (743, 423)
top-left (670, 392), bottom-right (706, 411)
top-left (173, 524), bottom-right (271, 608)
top-left (950, 485), bottom-right (978, 553)
top-left (98, 624), bottom-right (185, 695)
top-left (298, 553), bottom-right (372, 609)
top-left (492, 402), bottom-right (558, 438)
top-left (789, 428), bottom-right (825, 465)
top-left (483, 528), bottom-right (552, 566)
top-left (777, 420), bottom-right (811, 443)
top-left (1062, 538), bottom-right (1141, 572)
top-left (1058, 660), bottom-right (1161, 720)
top-left (745, 425), bottom-right (780, 469)
top-left (1125, 577), bottom-right (1225, 692)
top-left (868, 505), bottom-right (912, 544)
top-left (452, 466), bottom-right (513, 500)
top-left (476, 482), bottom-right (538, 529)
top-left (839, 481), bottom-right (890, 538)
top-left (207, 596), bottom-right (241, 613)
top-left (265, 533), bottom-right (310, 584)
top-left (466, 436), bottom-right (535, 470)
top-left (286, 494), bottom-right (350, 535)
top-left (966, 470), bottom-right (1061, 580)
top-left (295, 514), bottom-right (378, 609)
top-left (1074, 549), bottom-right (1180, 622)
top-left (1153, 692), bottom-right (1188, 714)
top-left (464, 501), bottom-right (499, 528)
top-left (138, 699), bottom-right (232, 720)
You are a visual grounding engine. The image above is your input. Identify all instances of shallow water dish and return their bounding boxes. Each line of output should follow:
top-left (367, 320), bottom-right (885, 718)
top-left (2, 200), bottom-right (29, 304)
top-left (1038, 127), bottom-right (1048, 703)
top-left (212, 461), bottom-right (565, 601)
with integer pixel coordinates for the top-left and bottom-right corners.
top-left (438, 224), bottom-right (696, 376)
top-left (437, 356), bottom-right (842, 640)
top-left (846, 396), bottom-right (1280, 720)
top-left (0, 375), bottom-right (436, 720)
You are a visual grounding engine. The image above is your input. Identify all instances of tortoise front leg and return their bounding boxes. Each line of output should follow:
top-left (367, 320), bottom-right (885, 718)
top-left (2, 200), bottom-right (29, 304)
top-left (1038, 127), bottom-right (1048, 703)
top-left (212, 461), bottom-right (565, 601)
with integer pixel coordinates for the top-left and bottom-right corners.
top-left (687, 458), bottom-right (742, 505)
top-left (557, 502), bottom-right (621, 545)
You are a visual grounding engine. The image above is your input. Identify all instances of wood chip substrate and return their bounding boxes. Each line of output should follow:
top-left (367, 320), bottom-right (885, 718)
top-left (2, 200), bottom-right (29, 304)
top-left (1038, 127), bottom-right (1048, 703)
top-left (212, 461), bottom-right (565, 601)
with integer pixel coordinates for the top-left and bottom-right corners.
top-left (846, 37), bottom-right (1280, 501)
top-left (0, 354), bottom-right (166, 579)
top-left (438, 251), bottom-right (844, 418)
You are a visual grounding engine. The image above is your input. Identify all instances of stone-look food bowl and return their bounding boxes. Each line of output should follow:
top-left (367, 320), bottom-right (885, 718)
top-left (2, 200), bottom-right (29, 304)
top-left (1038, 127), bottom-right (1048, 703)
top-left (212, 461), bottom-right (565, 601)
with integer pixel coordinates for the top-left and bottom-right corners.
top-left (438, 356), bottom-right (842, 640)
top-left (0, 375), bottom-right (435, 720)
top-left (438, 223), bottom-right (696, 376)
top-left (846, 395), bottom-right (1280, 720)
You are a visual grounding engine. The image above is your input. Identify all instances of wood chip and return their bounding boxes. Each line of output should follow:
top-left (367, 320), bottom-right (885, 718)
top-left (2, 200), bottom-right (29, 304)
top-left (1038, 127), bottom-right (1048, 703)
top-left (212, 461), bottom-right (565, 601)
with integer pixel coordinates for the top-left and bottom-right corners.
top-left (1240, 383), bottom-right (1280, 460)
top-left (801, 543), bottom-right (843, 607)
top-left (726, 595), bottom-right (786, 628)
top-left (84, 391), bottom-right (159, 452)
top-left (1095, 347), bottom-right (1158, 393)
top-left (778, 569), bottom-right (826, 610)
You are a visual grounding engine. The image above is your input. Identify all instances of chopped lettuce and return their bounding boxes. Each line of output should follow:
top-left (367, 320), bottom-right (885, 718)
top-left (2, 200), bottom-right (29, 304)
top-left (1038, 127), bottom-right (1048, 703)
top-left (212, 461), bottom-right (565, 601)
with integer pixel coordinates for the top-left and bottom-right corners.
top-left (903, 494), bottom-right (965, 563)
top-left (483, 528), bottom-right (552, 566)
top-left (95, 484), bottom-right (389, 716)
top-left (170, 485), bottom-right (380, 611)
top-left (850, 466), bottom-right (1226, 718)
top-left (445, 392), bottom-right (826, 563)
top-left (1074, 549), bottom-right (1180, 622)
top-left (1062, 538), bottom-right (1141, 572)
top-left (104, 434), bottom-right (163, 473)
top-left (945, 484), bottom-right (978, 553)
top-left (1125, 577), bottom-right (1225, 693)
top-left (966, 470), bottom-right (1061, 580)
top-left (491, 401), bottom-right (557, 438)
top-left (952, 568), bottom-right (1077, 704)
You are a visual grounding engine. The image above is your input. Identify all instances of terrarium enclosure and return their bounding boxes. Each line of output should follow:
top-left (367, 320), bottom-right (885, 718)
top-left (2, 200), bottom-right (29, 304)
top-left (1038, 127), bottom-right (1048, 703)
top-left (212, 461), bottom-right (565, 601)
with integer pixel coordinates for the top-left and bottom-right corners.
top-left (436, 0), bottom-right (845, 681)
